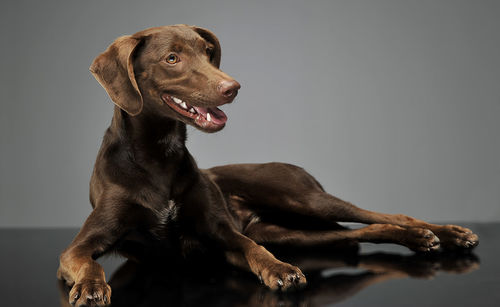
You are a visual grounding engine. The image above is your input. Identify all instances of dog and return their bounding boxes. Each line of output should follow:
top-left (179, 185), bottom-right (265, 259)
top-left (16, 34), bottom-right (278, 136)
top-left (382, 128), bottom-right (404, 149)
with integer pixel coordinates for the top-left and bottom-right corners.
top-left (57, 25), bottom-right (479, 307)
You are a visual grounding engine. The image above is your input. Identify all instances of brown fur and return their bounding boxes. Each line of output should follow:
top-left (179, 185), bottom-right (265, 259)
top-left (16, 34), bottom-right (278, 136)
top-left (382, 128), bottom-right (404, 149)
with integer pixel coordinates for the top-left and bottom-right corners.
top-left (58, 25), bottom-right (479, 307)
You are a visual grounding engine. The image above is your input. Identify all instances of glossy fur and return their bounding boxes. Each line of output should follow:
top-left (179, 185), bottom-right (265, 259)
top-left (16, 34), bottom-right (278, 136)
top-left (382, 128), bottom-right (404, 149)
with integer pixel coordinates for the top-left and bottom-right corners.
top-left (57, 25), bottom-right (479, 307)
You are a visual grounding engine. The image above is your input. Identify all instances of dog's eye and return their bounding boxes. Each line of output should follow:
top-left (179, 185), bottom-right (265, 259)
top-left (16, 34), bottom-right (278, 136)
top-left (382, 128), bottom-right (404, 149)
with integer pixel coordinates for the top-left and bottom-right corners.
top-left (166, 54), bottom-right (179, 64)
top-left (206, 47), bottom-right (213, 56)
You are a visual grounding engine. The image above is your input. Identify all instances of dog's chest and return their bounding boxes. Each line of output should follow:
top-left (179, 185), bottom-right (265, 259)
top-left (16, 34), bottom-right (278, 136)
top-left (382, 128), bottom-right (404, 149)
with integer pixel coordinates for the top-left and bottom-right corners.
top-left (149, 199), bottom-right (205, 254)
top-left (152, 200), bottom-right (179, 233)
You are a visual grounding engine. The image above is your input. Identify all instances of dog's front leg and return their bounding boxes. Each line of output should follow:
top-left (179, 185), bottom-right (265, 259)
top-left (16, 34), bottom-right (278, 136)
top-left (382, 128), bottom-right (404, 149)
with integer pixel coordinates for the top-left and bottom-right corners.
top-left (226, 233), bottom-right (307, 290)
top-left (58, 204), bottom-right (133, 307)
top-left (187, 175), bottom-right (307, 291)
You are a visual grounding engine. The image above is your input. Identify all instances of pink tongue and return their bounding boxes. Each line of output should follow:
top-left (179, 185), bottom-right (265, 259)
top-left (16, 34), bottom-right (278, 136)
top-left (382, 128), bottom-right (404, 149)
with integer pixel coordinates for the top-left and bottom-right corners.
top-left (193, 106), bottom-right (227, 125)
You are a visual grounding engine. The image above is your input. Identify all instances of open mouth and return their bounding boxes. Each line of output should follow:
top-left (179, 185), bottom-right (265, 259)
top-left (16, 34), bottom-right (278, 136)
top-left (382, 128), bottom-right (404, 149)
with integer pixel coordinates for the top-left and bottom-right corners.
top-left (161, 94), bottom-right (228, 131)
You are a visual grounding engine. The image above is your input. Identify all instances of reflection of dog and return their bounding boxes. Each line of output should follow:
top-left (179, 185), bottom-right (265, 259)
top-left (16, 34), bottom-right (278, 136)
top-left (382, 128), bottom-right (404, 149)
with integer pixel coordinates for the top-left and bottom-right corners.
top-left (57, 25), bottom-right (479, 306)
top-left (58, 249), bottom-right (480, 307)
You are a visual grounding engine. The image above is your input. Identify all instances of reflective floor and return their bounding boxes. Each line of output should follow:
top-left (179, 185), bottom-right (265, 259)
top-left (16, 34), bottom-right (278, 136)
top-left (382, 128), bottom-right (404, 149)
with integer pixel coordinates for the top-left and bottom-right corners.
top-left (1, 223), bottom-right (499, 306)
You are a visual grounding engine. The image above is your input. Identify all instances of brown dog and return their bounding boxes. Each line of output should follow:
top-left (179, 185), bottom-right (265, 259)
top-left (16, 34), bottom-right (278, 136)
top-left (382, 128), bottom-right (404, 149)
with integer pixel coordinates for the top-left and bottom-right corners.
top-left (57, 25), bottom-right (479, 307)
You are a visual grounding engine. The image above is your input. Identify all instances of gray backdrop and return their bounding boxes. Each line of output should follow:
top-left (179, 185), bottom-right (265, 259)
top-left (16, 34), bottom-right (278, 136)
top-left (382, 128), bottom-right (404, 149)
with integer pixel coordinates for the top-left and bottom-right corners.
top-left (1, 0), bottom-right (499, 227)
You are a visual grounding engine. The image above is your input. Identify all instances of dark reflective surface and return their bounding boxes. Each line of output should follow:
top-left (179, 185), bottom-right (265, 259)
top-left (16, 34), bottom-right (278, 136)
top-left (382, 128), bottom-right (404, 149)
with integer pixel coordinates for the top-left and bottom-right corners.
top-left (1, 223), bottom-right (499, 306)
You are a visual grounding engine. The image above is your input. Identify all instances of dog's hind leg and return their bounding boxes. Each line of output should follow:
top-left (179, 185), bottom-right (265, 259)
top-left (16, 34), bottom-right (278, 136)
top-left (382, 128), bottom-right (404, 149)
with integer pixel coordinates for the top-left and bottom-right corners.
top-left (243, 222), bottom-right (441, 253)
top-left (209, 163), bottom-right (478, 250)
top-left (233, 188), bottom-right (478, 251)
top-left (293, 192), bottom-right (479, 250)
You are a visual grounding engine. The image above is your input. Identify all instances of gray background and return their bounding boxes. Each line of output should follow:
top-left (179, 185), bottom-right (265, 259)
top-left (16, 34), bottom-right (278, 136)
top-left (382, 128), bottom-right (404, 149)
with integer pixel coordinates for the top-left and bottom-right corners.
top-left (1, 0), bottom-right (499, 227)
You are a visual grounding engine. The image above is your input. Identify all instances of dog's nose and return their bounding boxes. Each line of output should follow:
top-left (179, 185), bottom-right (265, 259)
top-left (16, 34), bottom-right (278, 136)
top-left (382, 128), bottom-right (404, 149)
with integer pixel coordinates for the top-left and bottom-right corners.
top-left (218, 80), bottom-right (241, 98)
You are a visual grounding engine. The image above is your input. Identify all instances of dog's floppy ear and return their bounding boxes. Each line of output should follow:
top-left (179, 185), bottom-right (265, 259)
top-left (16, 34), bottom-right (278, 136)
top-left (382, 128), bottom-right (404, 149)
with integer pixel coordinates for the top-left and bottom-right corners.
top-left (90, 35), bottom-right (143, 116)
top-left (192, 27), bottom-right (221, 68)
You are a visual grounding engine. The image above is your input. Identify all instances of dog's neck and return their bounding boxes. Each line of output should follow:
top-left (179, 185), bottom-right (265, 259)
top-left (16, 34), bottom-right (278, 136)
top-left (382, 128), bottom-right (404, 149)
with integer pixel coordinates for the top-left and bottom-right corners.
top-left (111, 107), bottom-right (187, 159)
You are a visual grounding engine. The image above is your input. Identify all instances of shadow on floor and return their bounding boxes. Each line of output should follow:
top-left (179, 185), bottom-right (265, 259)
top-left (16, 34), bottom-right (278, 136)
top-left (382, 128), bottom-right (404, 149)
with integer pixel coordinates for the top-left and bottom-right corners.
top-left (57, 246), bottom-right (479, 307)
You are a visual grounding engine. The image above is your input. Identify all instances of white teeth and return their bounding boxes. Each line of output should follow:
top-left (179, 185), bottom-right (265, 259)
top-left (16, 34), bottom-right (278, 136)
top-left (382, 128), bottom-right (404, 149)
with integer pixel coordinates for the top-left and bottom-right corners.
top-left (206, 113), bottom-right (211, 122)
top-left (172, 97), bottom-right (191, 111)
top-left (189, 108), bottom-right (196, 113)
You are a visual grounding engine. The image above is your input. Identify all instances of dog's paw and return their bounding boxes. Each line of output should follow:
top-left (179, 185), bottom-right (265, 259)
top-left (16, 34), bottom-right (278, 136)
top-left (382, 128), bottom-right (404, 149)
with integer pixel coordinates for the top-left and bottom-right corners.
top-left (259, 262), bottom-right (307, 291)
top-left (69, 279), bottom-right (111, 307)
top-left (432, 225), bottom-right (479, 250)
top-left (403, 227), bottom-right (441, 253)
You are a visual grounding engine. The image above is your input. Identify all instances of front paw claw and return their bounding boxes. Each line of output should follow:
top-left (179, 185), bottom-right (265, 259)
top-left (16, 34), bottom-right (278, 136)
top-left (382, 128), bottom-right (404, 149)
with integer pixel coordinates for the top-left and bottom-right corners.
top-left (261, 263), bottom-right (307, 291)
top-left (69, 279), bottom-right (111, 307)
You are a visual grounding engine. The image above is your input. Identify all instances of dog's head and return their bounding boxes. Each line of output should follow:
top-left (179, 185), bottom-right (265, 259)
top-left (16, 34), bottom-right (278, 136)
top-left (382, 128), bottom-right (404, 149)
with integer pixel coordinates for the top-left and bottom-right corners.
top-left (90, 25), bottom-right (240, 133)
